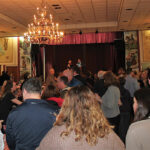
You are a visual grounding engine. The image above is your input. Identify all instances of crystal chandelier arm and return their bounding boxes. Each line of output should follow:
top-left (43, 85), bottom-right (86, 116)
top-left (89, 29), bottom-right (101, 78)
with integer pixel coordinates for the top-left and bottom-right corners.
top-left (24, 0), bottom-right (64, 44)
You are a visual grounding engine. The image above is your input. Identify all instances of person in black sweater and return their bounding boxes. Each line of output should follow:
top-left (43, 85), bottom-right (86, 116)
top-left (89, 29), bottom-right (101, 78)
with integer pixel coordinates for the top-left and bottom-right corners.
top-left (0, 80), bottom-right (22, 125)
top-left (118, 76), bottom-right (132, 143)
top-left (71, 66), bottom-right (86, 85)
top-left (0, 71), bottom-right (10, 86)
top-left (94, 70), bottom-right (108, 97)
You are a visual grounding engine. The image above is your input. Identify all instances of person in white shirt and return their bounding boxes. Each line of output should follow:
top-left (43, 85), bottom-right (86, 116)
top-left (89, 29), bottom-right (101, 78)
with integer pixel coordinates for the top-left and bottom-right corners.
top-left (0, 120), bottom-right (4, 150)
top-left (124, 70), bottom-right (140, 98)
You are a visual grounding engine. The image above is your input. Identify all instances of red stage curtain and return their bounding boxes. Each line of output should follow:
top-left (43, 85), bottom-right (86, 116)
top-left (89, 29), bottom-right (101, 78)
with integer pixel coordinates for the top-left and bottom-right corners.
top-left (31, 32), bottom-right (125, 77)
top-left (48, 32), bottom-right (116, 45)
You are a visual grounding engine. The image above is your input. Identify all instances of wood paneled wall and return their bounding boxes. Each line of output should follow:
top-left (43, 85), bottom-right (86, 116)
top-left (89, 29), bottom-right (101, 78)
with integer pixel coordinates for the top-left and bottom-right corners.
top-left (0, 65), bottom-right (19, 82)
top-left (7, 66), bottom-right (19, 82)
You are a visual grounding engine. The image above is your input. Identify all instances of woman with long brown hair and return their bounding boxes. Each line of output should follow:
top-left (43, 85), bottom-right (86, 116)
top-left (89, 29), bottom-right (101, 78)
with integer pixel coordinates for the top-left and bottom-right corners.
top-left (0, 80), bottom-right (22, 125)
top-left (37, 85), bottom-right (125, 150)
top-left (126, 88), bottom-right (150, 150)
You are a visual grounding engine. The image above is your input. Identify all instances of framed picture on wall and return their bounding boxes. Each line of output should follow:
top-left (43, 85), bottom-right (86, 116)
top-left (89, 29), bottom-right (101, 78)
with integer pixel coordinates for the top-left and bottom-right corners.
top-left (124, 31), bottom-right (139, 71)
top-left (19, 37), bottom-right (31, 79)
top-left (0, 37), bottom-right (18, 66)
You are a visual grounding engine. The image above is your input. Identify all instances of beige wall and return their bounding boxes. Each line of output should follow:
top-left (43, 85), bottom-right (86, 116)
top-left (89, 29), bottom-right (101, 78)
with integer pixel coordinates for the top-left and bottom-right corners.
top-left (0, 37), bottom-right (19, 81)
top-left (139, 30), bottom-right (150, 70)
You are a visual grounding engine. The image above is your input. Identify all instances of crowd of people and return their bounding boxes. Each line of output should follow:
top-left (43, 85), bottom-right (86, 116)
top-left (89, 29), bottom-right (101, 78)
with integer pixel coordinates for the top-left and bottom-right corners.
top-left (0, 59), bottom-right (150, 150)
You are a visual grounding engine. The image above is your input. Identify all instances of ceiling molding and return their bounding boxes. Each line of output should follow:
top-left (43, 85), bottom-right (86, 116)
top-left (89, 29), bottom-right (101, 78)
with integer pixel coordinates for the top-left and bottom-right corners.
top-left (60, 22), bottom-right (118, 30)
top-left (0, 13), bottom-right (26, 29)
top-left (0, 0), bottom-right (149, 36)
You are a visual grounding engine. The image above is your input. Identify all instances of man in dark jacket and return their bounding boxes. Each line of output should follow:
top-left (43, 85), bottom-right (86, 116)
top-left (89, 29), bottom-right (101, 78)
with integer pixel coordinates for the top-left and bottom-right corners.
top-left (6, 78), bottom-right (56, 150)
top-left (71, 66), bottom-right (86, 85)
top-left (94, 70), bottom-right (107, 97)
top-left (63, 69), bottom-right (82, 87)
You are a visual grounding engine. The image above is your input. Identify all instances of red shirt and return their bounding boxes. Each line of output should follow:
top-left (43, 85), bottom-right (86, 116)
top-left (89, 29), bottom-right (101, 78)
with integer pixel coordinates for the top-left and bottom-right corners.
top-left (47, 97), bottom-right (64, 107)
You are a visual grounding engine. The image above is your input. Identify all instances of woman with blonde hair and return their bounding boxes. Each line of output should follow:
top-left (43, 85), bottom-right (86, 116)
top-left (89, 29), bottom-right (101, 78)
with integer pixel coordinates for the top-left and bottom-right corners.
top-left (37, 85), bottom-right (125, 150)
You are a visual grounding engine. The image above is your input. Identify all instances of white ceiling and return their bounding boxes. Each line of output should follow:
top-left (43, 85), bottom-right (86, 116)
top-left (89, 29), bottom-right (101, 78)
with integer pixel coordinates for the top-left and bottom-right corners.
top-left (0, 0), bottom-right (150, 37)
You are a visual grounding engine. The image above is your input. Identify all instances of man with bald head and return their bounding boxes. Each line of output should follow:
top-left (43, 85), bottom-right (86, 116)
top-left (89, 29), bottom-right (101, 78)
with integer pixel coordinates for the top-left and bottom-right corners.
top-left (63, 69), bottom-right (82, 87)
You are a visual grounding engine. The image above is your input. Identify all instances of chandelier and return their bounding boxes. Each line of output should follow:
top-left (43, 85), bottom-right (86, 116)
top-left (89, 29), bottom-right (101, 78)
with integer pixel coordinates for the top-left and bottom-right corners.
top-left (24, 0), bottom-right (64, 44)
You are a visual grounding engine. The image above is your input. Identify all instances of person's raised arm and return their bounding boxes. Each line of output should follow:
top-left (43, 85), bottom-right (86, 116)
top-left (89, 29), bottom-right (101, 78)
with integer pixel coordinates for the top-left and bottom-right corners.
top-left (11, 99), bottom-right (22, 105)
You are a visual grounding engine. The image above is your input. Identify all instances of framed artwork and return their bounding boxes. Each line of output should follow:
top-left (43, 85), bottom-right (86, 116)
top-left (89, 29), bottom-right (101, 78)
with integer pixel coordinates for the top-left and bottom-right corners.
top-left (19, 37), bottom-right (31, 78)
top-left (124, 31), bottom-right (139, 71)
top-left (141, 30), bottom-right (150, 62)
top-left (0, 37), bottom-right (18, 66)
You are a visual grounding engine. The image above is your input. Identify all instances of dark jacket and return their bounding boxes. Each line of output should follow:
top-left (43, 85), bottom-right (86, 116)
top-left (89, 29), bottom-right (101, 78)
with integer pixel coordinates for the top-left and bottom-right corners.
top-left (68, 77), bottom-right (82, 87)
top-left (0, 92), bottom-right (16, 124)
top-left (119, 86), bottom-right (132, 112)
top-left (6, 99), bottom-right (56, 150)
top-left (74, 75), bottom-right (86, 85)
top-left (94, 79), bottom-right (108, 97)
